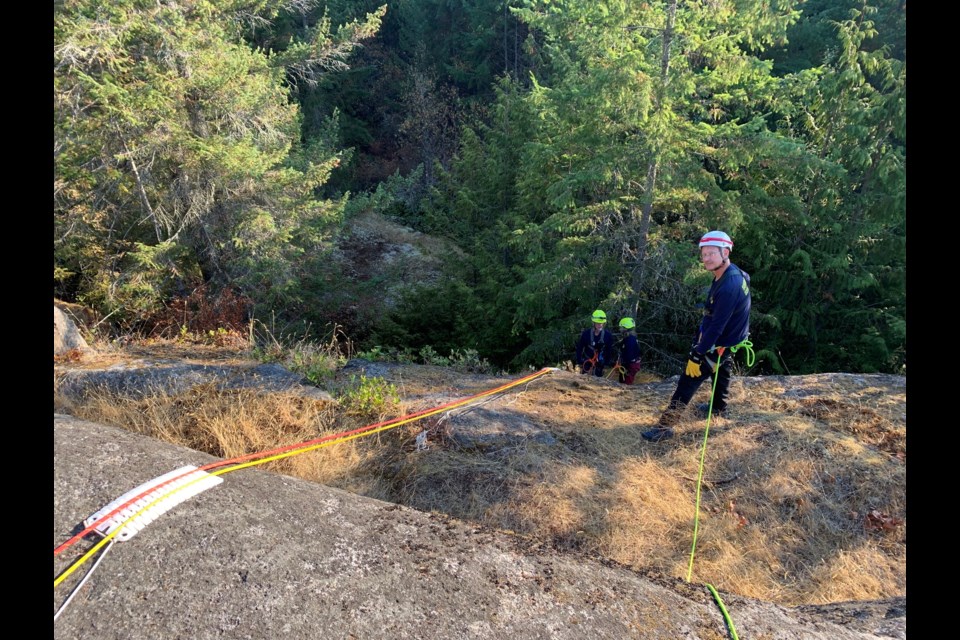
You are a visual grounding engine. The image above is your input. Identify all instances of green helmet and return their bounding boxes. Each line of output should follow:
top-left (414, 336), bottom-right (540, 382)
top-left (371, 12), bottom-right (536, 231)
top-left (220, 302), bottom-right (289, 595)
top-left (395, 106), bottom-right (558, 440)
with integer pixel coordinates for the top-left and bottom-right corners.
top-left (591, 310), bottom-right (607, 324)
top-left (619, 317), bottom-right (635, 330)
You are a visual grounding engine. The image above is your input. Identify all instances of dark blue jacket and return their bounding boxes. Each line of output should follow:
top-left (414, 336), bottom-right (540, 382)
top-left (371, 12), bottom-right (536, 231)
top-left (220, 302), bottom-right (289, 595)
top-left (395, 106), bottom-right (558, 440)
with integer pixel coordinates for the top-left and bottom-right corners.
top-left (617, 333), bottom-right (641, 364)
top-left (694, 263), bottom-right (751, 354)
top-left (576, 327), bottom-right (614, 365)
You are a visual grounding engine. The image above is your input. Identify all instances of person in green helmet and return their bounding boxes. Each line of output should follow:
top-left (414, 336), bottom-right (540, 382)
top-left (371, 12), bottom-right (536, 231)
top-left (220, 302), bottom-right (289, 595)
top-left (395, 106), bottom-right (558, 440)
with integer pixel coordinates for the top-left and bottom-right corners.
top-left (576, 310), bottom-right (614, 376)
top-left (615, 317), bottom-right (642, 384)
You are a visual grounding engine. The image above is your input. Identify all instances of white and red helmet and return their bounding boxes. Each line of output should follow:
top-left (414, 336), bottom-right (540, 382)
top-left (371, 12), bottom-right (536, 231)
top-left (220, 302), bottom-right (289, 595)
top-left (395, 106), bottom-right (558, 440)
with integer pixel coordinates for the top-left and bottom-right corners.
top-left (699, 230), bottom-right (733, 251)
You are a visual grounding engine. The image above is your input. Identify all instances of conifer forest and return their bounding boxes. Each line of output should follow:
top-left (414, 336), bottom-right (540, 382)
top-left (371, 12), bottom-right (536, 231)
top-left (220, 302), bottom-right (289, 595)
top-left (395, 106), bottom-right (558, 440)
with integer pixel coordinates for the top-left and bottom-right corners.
top-left (54, 0), bottom-right (906, 375)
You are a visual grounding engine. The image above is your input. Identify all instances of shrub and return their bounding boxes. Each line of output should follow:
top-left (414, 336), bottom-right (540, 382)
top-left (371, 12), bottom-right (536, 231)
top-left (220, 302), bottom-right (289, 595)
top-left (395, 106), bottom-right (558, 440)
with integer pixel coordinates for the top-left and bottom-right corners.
top-left (338, 375), bottom-right (400, 419)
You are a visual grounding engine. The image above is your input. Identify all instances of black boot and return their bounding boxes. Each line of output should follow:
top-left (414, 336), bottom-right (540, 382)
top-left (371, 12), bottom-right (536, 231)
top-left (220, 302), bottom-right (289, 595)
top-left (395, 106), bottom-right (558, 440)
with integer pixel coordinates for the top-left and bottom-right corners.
top-left (643, 408), bottom-right (681, 441)
top-left (641, 426), bottom-right (675, 442)
top-left (695, 403), bottom-right (727, 419)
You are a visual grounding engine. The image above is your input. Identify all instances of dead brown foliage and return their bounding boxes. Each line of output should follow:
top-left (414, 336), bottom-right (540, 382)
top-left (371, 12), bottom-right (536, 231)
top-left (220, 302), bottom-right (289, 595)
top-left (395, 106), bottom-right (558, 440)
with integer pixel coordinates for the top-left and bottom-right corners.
top-left (146, 283), bottom-right (251, 338)
top-left (54, 348), bottom-right (85, 364)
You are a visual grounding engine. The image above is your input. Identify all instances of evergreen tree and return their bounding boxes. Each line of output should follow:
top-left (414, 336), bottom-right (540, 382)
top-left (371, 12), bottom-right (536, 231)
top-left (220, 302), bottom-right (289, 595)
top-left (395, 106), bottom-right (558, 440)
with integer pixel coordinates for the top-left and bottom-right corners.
top-left (479, 0), bottom-right (801, 368)
top-left (738, 6), bottom-right (905, 373)
top-left (766, 0), bottom-right (905, 73)
top-left (54, 0), bottom-right (383, 328)
top-left (332, 0), bottom-right (904, 375)
top-left (420, 78), bottom-right (539, 365)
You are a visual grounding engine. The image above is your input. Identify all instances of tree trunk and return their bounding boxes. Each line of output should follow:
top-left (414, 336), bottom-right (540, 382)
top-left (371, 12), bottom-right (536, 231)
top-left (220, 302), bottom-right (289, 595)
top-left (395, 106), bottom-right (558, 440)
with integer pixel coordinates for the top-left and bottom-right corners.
top-left (630, 0), bottom-right (676, 318)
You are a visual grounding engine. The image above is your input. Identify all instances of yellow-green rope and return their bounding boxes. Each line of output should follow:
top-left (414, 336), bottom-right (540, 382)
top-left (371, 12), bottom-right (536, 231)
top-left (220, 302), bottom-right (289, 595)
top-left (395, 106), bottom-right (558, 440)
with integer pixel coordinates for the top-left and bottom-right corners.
top-left (705, 583), bottom-right (740, 640)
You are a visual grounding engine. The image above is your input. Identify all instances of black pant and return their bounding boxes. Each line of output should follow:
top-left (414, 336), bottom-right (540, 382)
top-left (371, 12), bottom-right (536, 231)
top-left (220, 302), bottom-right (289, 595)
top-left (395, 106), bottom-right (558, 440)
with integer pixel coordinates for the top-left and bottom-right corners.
top-left (659, 351), bottom-right (732, 426)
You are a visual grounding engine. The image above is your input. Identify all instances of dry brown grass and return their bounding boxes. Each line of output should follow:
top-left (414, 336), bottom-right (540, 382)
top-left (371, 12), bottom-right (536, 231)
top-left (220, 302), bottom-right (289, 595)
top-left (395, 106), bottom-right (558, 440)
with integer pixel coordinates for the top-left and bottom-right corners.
top-left (366, 372), bottom-right (906, 607)
top-left (58, 382), bottom-right (401, 501)
top-left (55, 347), bottom-right (905, 608)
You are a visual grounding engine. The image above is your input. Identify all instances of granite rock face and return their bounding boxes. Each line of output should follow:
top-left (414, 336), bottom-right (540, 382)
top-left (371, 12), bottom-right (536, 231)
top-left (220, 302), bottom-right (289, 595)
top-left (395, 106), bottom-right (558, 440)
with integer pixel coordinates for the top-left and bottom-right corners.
top-left (54, 304), bottom-right (94, 356)
top-left (54, 414), bottom-right (905, 640)
top-left (55, 360), bottom-right (334, 402)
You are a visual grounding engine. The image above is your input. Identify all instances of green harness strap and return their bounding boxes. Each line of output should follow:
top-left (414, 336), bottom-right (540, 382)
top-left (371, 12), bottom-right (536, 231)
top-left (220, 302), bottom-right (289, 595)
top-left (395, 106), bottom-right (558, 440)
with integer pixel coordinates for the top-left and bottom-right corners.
top-left (726, 338), bottom-right (755, 367)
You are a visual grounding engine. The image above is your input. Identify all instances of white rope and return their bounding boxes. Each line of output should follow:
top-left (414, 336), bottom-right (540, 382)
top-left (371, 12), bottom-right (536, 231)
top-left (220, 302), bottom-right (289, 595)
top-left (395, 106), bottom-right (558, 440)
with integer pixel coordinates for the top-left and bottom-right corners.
top-left (54, 538), bottom-right (116, 622)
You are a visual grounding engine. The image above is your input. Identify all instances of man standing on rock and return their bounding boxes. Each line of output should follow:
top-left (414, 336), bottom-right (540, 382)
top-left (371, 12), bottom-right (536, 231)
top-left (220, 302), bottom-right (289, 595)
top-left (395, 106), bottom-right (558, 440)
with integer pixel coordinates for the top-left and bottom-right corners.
top-left (642, 231), bottom-right (752, 442)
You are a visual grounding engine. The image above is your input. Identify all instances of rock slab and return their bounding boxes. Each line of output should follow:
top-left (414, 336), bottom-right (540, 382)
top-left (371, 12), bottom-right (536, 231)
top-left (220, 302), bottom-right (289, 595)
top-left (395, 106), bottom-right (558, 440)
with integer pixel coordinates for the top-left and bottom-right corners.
top-left (54, 414), bottom-right (905, 640)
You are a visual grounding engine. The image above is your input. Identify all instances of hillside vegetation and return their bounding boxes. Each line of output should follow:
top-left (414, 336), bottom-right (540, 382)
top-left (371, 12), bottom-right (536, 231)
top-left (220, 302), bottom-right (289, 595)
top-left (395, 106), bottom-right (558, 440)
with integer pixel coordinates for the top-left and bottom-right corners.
top-left (55, 1), bottom-right (905, 375)
top-left (54, 335), bottom-right (905, 608)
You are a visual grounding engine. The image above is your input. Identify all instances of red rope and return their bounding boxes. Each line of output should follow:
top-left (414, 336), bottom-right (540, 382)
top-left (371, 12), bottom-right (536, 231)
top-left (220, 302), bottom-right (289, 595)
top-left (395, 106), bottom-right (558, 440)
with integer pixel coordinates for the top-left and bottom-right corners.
top-left (581, 351), bottom-right (599, 374)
